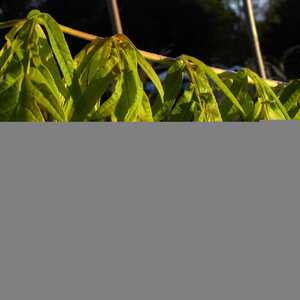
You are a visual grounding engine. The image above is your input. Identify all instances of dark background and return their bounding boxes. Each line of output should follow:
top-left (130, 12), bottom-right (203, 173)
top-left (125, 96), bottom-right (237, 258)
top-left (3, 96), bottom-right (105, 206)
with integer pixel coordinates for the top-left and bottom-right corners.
top-left (0, 0), bottom-right (299, 80)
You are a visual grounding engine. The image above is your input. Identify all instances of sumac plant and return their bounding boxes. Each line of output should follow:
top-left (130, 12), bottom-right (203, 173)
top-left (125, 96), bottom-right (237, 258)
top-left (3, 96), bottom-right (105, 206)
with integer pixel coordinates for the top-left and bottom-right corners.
top-left (0, 10), bottom-right (299, 122)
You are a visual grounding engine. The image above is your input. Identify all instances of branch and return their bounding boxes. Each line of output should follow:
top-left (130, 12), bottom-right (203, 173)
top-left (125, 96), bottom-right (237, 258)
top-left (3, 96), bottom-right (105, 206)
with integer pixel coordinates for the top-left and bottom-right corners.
top-left (243, 0), bottom-right (267, 79)
top-left (105, 0), bottom-right (124, 34)
top-left (0, 18), bottom-right (280, 87)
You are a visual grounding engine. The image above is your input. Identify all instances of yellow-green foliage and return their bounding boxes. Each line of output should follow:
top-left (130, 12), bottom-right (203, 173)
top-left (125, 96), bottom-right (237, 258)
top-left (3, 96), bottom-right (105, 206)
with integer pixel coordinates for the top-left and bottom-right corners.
top-left (0, 10), bottom-right (299, 122)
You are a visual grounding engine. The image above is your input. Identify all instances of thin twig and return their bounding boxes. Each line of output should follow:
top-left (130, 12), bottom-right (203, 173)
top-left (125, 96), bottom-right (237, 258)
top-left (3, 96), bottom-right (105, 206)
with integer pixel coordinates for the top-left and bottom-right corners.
top-left (106, 0), bottom-right (123, 34)
top-left (243, 0), bottom-right (267, 79)
top-left (0, 19), bottom-right (26, 29)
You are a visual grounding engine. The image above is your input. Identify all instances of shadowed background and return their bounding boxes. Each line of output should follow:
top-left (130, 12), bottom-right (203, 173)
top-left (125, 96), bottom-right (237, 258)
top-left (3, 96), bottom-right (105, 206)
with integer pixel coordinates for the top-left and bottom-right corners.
top-left (0, 0), bottom-right (299, 79)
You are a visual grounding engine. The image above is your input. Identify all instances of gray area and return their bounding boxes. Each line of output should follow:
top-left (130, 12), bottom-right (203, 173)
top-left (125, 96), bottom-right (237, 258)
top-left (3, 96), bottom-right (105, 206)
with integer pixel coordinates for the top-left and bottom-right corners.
top-left (0, 123), bottom-right (299, 300)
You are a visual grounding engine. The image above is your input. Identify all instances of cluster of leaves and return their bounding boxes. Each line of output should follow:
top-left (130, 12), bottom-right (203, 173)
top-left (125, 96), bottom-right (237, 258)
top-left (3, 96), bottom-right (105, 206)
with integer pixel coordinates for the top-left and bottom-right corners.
top-left (0, 10), bottom-right (299, 122)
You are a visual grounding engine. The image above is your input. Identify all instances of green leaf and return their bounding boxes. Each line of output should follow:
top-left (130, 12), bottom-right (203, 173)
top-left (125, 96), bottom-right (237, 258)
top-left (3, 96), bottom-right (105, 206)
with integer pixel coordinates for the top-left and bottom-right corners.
top-left (91, 74), bottom-right (124, 121)
top-left (136, 52), bottom-right (164, 102)
top-left (0, 10), bottom-right (297, 123)
top-left (264, 102), bottom-right (286, 120)
top-left (185, 61), bottom-right (222, 122)
top-left (125, 35), bottom-right (164, 102)
top-left (88, 39), bottom-right (114, 84)
top-left (33, 11), bottom-right (75, 86)
top-left (0, 45), bottom-right (14, 77)
top-left (245, 69), bottom-right (290, 120)
top-left (74, 39), bottom-right (119, 113)
top-left (71, 62), bottom-right (116, 121)
top-left (5, 19), bottom-right (37, 70)
top-left (292, 109), bottom-right (300, 120)
top-left (29, 20), bottom-right (72, 120)
top-left (72, 72), bottom-right (115, 121)
top-left (0, 22), bottom-right (26, 76)
top-left (153, 60), bottom-right (185, 121)
top-left (13, 76), bottom-right (45, 122)
top-left (219, 70), bottom-right (254, 121)
top-left (4, 20), bottom-right (26, 46)
top-left (181, 55), bottom-right (246, 117)
top-left (170, 83), bottom-right (195, 121)
top-left (278, 80), bottom-right (300, 118)
top-left (28, 68), bottom-right (66, 121)
top-left (0, 62), bottom-right (24, 121)
top-left (136, 92), bottom-right (154, 122)
top-left (115, 46), bottom-right (144, 122)
top-left (251, 99), bottom-right (262, 121)
top-left (0, 60), bottom-right (65, 122)
top-left (33, 25), bottom-right (69, 98)
top-left (74, 39), bottom-right (104, 74)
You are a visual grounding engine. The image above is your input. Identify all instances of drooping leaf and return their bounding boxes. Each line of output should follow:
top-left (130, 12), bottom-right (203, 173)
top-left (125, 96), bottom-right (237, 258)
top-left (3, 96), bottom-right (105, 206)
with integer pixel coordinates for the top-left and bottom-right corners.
top-left (71, 66), bottom-right (115, 121)
top-left (136, 92), bottom-right (154, 122)
top-left (74, 38), bottom-right (104, 75)
top-left (13, 76), bottom-right (45, 122)
top-left (245, 69), bottom-right (290, 120)
top-left (136, 52), bottom-right (164, 102)
top-left (278, 80), bottom-right (300, 119)
top-left (184, 60), bottom-right (222, 122)
top-left (292, 108), bottom-right (300, 120)
top-left (219, 70), bottom-right (254, 121)
top-left (0, 45), bottom-right (14, 77)
top-left (88, 40), bottom-right (114, 84)
top-left (249, 98), bottom-right (261, 121)
top-left (153, 60), bottom-right (185, 121)
top-left (115, 45), bottom-right (144, 122)
top-left (33, 25), bottom-right (69, 97)
top-left (0, 9), bottom-right (298, 123)
top-left (30, 10), bottom-right (75, 86)
top-left (91, 74), bottom-right (124, 121)
top-left (0, 22), bottom-right (27, 75)
top-left (181, 55), bottom-right (246, 118)
top-left (125, 36), bottom-right (164, 102)
top-left (0, 62), bottom-right (24, 121)
top-left (28, 67), bottom-right (66, 121)
top-left (170, 83), bottom-right (195, 121)
top-left (4, 20), bottom-right (26, 47)
top-left (75, 38), bottom-right (114, 92)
